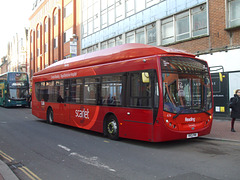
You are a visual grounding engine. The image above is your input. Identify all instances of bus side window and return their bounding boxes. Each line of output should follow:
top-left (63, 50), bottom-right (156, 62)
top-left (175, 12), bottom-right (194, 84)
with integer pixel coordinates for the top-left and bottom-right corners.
top-left (35, 82), bottom-right (41, 101)
top-left (129, 71), bottom-right (152, 108)
top-left (47, 81), bottom-right (55, 102)
top-left (64, 80), bottom-right (70, 103)
top-left (69, 78), bottom-right (83, 104)
top-left (84, 77), bottom-right (100, 105)
top-left (101, 75), bottom-right (122, 106)
top-left (56, 80), bottom-right (64, 103)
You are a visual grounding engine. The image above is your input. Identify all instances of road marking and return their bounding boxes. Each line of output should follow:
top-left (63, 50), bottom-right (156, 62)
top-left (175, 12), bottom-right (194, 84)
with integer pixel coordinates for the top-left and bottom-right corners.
top-left (0, 150), bottom-right (14, 162)
top-left (58, 144), bottom-right (71, 152)
top-left (69, 152), bottom-right (116, 172)
top-left (0, 150), bottom-right (41, 180)
top-left (19, 166), bottom-right (41, 180)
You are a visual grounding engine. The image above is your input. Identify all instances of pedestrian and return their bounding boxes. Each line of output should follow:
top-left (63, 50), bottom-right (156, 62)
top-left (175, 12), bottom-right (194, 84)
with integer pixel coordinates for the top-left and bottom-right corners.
top-left (27, 93), bottom-right (32, 108)
top-left (229, 89), bottom-right (240, 132)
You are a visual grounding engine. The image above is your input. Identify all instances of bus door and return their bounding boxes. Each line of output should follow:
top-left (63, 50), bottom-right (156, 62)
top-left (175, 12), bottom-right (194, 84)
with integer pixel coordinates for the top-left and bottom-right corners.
top-left (121, 71), bottom-right (156, 140)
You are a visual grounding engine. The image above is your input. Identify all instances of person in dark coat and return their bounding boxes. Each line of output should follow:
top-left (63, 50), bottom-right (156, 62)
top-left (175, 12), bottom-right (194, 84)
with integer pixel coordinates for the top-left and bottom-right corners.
top-left (229, 89), bottom-right (240, 132)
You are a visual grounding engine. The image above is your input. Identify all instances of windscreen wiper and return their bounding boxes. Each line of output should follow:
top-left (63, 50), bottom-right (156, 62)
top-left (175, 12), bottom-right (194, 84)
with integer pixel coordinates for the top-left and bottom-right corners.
top-left (173, 106), bottom-right (192, 119)
top-left (198, 109), bottom-right (211, 116)
top-left (173, 107), bottom-right (211, 119)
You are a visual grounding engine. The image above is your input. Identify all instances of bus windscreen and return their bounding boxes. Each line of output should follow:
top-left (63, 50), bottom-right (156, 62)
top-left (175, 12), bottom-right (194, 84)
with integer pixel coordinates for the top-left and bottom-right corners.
top-left (161, 57), bottom-right (212, 114)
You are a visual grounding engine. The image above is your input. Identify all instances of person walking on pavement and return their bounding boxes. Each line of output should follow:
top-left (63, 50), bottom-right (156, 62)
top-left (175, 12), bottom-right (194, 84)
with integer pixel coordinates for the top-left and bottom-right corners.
top-left (229, 89), bottom-right (240, 132)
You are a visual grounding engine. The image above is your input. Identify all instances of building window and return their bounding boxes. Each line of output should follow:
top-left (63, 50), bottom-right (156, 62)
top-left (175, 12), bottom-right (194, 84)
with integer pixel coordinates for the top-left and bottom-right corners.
top-left (44, 21), bottom-right (48, 33)
top-left (54, 13), bottom-right (58, 26)
top-left (176, 11), bottom-right (190, 41)
top-left (116, 35), bottom-right (123, 46)
top-left (82, 49), bottom-right (87, 54)
top-left (136, 27), bottom-right (145, 44)
top-left (191, 4), bottom-right (207, 37)
top-left (88, 46), bottom-right (93, 53)
top-left (83, 22), bottom-right (87, 37)
top-left (116, 0), bottom-right (124, 22)
top-left (101, 41), bottom-right (107, 50)
top-left (37, 48), bottom-right (40, 56)
top-left (64, 28), bottom-right (72, 43)
top-left (93, 1), bottom-right (100, 32)
top-left (64, 1), bottom-right (73, 18)
top-left (54, 37), bottom-right (58, 48)
top-left (45, 43), bottom-right (48, 53)
top-left (101, 9), bottom-right (108, 28)
top-left (146, 23), bottom-right (156, 45)
top-left (161, 4), bottom-right (208, 45)
top-left (126, 0), bottom-right (135, 17)
top-left (93, 44), bottom-right (99, 51)
top-left (108, 39), bottom-right (115, 48)
top-left (88, 18), bottom-right (94, 35)
top-left (162, 17), bottom-right (174, 44)
top-left (108, 5), bottom-right (115, 25)
top-left (37, 28), bottom-right (40, 39)
top-left (126, 31), bottom-right (135, 43)
top-left (228, 0), bottom-right (240, 28)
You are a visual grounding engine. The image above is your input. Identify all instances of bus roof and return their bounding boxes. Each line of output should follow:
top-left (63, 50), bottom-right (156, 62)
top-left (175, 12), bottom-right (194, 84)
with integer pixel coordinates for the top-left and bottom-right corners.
top-left (34, 43), bottom-right (195, 76)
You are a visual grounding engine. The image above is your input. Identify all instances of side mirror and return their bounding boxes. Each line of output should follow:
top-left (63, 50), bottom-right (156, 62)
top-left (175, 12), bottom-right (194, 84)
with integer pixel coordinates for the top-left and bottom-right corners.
top-left (219, 72), bottom-right (225, 82)
top-left (142, 72), bottom-right (150, 83)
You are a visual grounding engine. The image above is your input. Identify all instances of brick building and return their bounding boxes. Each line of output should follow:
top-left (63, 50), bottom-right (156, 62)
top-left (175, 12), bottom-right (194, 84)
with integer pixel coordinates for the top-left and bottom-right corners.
top-left (29, 0), bottom-right (81, 78)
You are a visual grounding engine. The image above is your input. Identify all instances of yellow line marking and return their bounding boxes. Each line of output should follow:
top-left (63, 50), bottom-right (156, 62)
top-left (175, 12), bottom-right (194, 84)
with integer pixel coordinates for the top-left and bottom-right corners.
top-left (22, 166), bottom-right (41, 180)
top-left (0, 150), bottom-right (41, 180)
top-left (19, 167), bottom-right (36, 180)
top-left (0, 150), bottom-right (14, 162)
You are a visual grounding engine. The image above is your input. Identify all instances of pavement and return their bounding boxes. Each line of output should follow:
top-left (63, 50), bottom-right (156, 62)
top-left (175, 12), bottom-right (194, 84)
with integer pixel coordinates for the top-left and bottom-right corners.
top-left (0, 118), bottom-right (239, 180)
top-left (0, 160), bottom-right (18, 180)
top-left (203, 118), bottom-right (240, 142)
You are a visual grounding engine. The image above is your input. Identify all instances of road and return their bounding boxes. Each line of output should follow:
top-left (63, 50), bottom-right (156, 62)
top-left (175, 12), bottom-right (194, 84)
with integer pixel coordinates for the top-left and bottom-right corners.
top-left (0, 107), bottom-right (240, 180)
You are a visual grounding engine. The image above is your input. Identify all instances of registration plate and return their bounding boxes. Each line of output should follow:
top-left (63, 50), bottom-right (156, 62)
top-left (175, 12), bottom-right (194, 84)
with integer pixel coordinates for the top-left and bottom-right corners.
top-left (187, 133), bottom-right (198, 139)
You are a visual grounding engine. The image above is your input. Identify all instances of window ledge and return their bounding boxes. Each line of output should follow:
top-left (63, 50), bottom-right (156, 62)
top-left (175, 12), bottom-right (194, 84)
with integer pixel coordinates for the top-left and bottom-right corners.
top-left (225, 25), bottom-right (240, 31)
top-left (162, 34), bottom-right (209, 46)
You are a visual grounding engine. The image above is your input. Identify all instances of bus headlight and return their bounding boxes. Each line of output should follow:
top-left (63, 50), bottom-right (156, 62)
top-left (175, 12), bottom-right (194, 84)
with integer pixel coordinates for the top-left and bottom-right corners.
top-left (8, 99), bottom-right (11, 102)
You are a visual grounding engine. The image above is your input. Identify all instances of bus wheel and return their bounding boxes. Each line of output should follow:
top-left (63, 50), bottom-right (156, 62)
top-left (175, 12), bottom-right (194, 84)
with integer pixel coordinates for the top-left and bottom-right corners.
top-left (47, 108), bottom-right (54, 124)
top-left (106, 115), bottom-right (119, 140)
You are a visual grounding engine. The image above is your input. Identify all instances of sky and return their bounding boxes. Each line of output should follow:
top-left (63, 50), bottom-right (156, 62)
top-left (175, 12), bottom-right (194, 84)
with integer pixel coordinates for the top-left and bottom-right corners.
top-left (0, 1), bottom-right (32, 57)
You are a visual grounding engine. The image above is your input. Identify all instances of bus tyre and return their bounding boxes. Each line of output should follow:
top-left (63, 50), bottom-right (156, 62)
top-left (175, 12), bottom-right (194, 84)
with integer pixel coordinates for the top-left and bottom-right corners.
top-left (47, 108), bottom-right (54, 124)
top-left (106, 115), bottom-right (119, 140)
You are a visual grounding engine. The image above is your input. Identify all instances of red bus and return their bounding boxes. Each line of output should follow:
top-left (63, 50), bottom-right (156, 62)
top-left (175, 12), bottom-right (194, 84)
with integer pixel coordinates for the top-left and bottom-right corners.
top-left (32, 43), bottom-right (213, 142)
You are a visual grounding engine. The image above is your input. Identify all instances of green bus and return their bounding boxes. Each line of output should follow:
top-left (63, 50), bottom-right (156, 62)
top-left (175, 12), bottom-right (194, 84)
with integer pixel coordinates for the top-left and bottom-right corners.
top-left (0, 72), bottom-right (29, 107)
